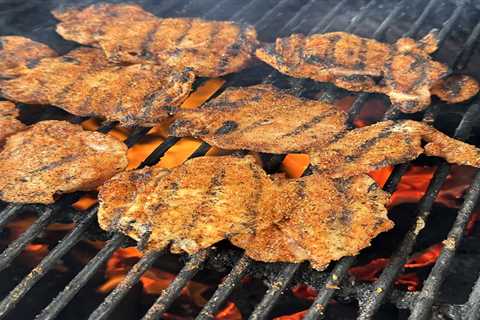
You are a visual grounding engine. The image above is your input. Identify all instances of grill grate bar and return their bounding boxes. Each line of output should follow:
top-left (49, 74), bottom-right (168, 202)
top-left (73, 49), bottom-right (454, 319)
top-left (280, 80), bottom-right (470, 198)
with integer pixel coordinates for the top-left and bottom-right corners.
top-left (457, 20), bottom-right (480, 70)
top-left (142, 249), bottom-right (211, 320)
top-left (88, 250), bottom-right (163, 320)
top-left (308, 0), bottom-right (350, 35)
top-left (465, 272), bottom-right (480, 320)
top-left (345, 0), bottom-right (378, 33)
top-left (196, 255), bottom-right (252, 320)
top-left (303, 256), bottom-right (355, 320)
top-left (0, 204), bottom-right (24, 229)
top-left (34, 233), bottom-right (127, 320)
top-left (409, 159), bottom-right (480, 319)
top-left (359, 103), bottom-right (480, 319)
top-left (436, 0), bottom-right (470, 47)
top-left (249, 263), bottom-right (301, 320)
top-left (0, 206), bottom-right (98, 320)
top-left (403, 0), bottom-right (439, 38)
top-left (0, 194), bottom-right (82, 273)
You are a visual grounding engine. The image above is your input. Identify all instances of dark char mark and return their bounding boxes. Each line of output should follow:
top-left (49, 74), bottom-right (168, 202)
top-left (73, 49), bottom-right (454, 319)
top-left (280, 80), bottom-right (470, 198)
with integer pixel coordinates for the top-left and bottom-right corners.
top-left (27, 154), bottom-right (78, 175)
top-left (140, 22), bottom-right (162, 60)
top-left (216, 24), bottom-right (247, 75)
top-left (281, 109), bottom-right (338, 138)
top-left (354, 38), bottom-right (368, 70)
top-left (344, 124), bottom-right (396, 163)
top-left (215, 120), bottom-right (238, 135)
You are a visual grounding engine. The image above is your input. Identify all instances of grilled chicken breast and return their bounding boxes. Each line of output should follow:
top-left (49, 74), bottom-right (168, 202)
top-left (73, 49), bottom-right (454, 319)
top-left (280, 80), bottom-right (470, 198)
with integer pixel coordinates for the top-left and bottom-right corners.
top-left (0, 101), bottom-right (25, 146)
top-left (98, 156), bottom-right (282, 254)
top-left (256, 31), bottom-right (478, 112)
top-left (53, 3), bottom-right (258, 77)
top-left (232, 173), bottom-right (392, 270)
top-left (0, 120), bottom-right (128, 204)
top-left (0, 36), bottom-right (57, 79)
top-left (0, 47), bottom-right (194, 126)
top-left (310, 120), bottom-right (480, 177)
top-left (169, 84), bottom-right (347, 153)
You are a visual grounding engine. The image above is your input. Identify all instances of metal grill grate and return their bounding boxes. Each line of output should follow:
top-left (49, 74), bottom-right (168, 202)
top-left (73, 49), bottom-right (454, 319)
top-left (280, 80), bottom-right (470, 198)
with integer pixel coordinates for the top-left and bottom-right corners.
top-left (0, 0), bottom-right (479, 319)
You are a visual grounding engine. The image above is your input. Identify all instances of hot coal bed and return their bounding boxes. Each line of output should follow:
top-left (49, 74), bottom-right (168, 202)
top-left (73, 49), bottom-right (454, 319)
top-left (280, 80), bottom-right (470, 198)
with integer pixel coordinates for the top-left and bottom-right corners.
top-left (1, 0), bottom-right (480, 319)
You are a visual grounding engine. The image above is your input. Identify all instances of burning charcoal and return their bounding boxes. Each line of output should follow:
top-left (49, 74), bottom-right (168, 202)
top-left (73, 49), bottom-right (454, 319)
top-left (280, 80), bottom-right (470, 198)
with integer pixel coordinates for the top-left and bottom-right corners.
top-left (169, 84), bottom-right (347, 154)
top-left (0, 101), bottom-right (25, 146)
top-left (52, 3), bottom-right (259, 77)
top-left (0, 120), bottom-right (128, 204)
top-left (0, 47), bottom-right (195, 126)
top-left (0, 36), bottom-right (57, 79)
top-left (256, 31), bottom-right (478, 112)
top-left (98, 155), bottom-right (282, 254)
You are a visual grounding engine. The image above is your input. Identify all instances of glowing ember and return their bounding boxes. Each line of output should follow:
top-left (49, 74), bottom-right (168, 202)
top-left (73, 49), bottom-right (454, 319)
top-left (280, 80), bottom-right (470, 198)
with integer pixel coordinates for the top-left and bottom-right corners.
top-left (349, 243), bottom-right (444, 291)
top-left (274, 310), bottom-right (307, 320)
top-left (291, 284), bottom-right (317, 301)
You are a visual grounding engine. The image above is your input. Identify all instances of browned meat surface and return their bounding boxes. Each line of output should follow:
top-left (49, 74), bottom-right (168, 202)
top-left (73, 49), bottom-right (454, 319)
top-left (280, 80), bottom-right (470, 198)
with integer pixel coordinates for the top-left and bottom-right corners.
top-left (169, 84), bottom-right (347, 153)
top-left (0, 120), bottom-right (128, 204)
top-left (98, 156), bottom-right (282, 254)
top-left (0, 101), bottom-right (25, 145)
top-left (53, 3), bottom-right (258, 77)
top-left (232, 174), bottom-right (392, 270)
top-left (310, 120), bottom-right (480, 178)
top-left (0, 36), bottom-right (57, 79)
top-left (431, 75), bottom-right (479, 104)
top-left (0, 47), bottom-right (195, 126)
top-left (256, 31), bottom-right (452, 112)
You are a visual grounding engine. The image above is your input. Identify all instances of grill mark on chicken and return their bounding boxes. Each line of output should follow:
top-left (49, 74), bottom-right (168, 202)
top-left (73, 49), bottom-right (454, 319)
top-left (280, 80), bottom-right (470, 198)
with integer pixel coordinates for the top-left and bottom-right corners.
top-left (344, 127), bottom-right (395, 163)
top-left (140, 22), bottom-right (162, 59)
top-left (281, 109), bottom-right (339, 138)
top-left (355, 38), bottom-right (368, 70)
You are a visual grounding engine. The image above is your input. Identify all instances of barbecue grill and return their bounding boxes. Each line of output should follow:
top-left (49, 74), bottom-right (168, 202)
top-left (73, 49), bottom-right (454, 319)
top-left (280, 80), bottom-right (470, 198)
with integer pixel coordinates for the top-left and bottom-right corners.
top-left (1, 0), bottom-right (480, 319)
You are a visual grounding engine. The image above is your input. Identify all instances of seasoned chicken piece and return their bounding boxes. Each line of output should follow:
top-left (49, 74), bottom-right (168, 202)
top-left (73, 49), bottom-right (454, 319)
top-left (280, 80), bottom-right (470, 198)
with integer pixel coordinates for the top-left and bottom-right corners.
top-left (0, 101), bottom-right (25, 145)
top-left (431, 75), bottom-right (479, 104)
top-left (310, 120), bottom-right (480, 178)
top-left (0, 47), bottom-right (195, 126)
top-left (0, 36), bottom-right (57, 79)
top-left (232, 174), bottom-right (392, 270)
top-left (169, 84), bottom-right (347, 153)
top-left (256, 31), bottom-right (454, 112)
top-left (53, 3), bottom-right (258, 77)
top-left (98, 156), bottom-right (282, 254)
top-left (0, 120), bottom-right (128, 204)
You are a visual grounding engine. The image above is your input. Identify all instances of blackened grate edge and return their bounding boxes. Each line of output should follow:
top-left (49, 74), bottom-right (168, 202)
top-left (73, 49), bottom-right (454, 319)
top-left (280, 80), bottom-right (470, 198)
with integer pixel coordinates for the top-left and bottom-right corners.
top-left (0, 0), bottom-right (478, 319)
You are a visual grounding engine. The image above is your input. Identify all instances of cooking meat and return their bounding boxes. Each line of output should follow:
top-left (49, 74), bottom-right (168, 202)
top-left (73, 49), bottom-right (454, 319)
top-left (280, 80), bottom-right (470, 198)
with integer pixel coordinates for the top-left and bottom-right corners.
top-left (0, 120), bottom-right (128, 204)
top-left (53, 3), bottom-right (258, 77)
top-left (310, 120), bottom-right (480, 178)
top-left (256, 31), bottom-right (456, 112)
top-left (231, 173), bottom-right (392, 270)
top-left (98, 155), bottom-right (282, 254)
top-left (0, 47), bottom-right (195, 126)
top-left (169, 84), bottom-right (347, 153)
top-left (0, 36), bottom-right (57, 79)
top-left (431, 75), bottom-right (479, 104)
top-left (0, 101), bottom-right (25, 145)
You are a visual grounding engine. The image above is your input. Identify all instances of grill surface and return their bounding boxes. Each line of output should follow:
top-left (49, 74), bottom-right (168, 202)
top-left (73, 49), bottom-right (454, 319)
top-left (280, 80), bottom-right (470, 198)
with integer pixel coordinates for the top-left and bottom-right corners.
top-left (0, 0), bottom-right (480, 319)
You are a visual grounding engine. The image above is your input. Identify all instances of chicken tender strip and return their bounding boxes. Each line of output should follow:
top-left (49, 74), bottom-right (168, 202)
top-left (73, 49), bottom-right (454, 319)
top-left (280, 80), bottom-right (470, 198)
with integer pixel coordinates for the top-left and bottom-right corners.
top-left (0, 36), bottom-right (57, 79)
top-left (0, 120), bottom-right (128, 204)
top-left (98, 156), bottom-right (282, 254)
top-left (310, 120), bottom-right (480, 178)
top-left (169, 84), bottom-right (347, 153)
top-left (53, 3), bottom-right (258, 77)
top-left (0, 47), bottom-right (195, 126)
